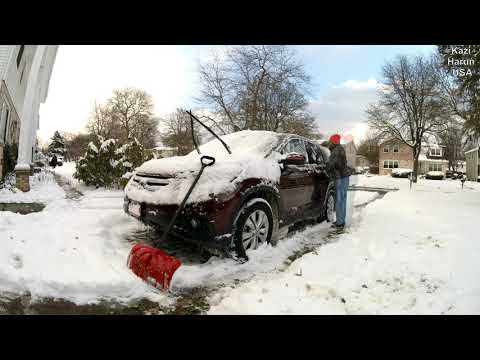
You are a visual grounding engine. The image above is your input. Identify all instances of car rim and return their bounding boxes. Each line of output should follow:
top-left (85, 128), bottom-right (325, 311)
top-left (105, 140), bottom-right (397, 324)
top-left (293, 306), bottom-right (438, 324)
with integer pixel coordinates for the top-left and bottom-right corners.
top-left (242, 209), bottom-right (269, 250)
top-left (327, 194), bottom-right (335, 222)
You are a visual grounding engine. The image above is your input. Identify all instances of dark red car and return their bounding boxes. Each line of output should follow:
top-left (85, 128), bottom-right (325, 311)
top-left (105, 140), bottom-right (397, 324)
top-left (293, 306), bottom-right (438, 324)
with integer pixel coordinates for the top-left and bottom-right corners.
top-left (124, 130), bottom-right (335, 258)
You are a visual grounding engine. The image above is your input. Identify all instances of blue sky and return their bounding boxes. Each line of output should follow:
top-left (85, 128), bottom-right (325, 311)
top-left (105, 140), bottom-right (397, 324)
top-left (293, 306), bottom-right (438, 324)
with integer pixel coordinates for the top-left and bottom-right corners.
top-left (293, 45), bottom-right (436, 98)
top-left (38, 45), bottom-right (437, 144)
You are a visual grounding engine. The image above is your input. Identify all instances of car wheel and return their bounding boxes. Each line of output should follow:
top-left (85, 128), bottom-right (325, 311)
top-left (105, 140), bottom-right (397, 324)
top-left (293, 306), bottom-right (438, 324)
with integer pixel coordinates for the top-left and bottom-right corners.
top-left (324, 191), bottom-right (336, 223)
top-left (233, 200), bottom-right (273, 261)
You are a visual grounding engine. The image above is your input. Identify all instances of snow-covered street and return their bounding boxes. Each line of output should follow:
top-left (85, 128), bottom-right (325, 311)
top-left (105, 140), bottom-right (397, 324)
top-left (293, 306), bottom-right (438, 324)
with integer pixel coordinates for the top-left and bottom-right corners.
top-left (1, 164), bottom-right (479, 314)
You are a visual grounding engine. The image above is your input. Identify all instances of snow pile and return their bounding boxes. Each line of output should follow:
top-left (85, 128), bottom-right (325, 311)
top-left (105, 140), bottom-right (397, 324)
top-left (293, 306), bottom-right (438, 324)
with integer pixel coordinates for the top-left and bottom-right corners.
top-left (209, 175), bottom-right (480, 314)
top-left (0, 172), bottom-right (64, 204)
top-left (126, 130), bottom-right (286, 205)
top-left (0, 166), bottom-right (171, 306)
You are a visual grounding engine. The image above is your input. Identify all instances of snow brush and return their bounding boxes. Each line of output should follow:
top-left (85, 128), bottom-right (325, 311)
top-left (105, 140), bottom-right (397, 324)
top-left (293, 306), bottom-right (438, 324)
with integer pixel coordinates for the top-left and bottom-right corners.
top-left (127, 155), bottom-right (216, 291)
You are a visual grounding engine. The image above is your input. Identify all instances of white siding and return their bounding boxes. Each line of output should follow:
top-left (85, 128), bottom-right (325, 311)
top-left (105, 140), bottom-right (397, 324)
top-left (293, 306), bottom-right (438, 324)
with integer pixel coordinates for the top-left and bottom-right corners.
top-left (3, 45), bottom-right (37, 117)
top-left (0, 45), bottom-right (13, 78)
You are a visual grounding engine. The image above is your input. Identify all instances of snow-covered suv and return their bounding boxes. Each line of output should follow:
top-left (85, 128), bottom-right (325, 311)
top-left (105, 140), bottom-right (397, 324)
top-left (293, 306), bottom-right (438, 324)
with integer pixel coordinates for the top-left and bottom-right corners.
top-left (124, 130), bottom-right (335, 257)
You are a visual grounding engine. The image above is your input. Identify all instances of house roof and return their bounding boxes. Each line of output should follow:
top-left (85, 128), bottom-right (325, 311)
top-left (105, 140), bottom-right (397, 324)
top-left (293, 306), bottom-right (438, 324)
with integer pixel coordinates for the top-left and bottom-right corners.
top-left (418, 154), bottom-right (448, 163)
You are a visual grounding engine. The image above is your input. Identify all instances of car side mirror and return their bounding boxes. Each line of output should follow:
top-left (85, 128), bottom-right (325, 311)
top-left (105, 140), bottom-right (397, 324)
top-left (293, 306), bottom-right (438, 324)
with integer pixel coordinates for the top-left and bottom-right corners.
top-left (281, 153), bottom-right (306, 166)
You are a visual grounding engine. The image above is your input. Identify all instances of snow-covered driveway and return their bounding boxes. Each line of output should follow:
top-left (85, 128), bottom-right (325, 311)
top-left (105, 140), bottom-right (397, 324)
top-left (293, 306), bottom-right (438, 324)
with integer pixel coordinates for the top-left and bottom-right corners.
top-left (209, 176), bottom-right (480, 314)
top-left (0, 164), bottom-right (170, 306)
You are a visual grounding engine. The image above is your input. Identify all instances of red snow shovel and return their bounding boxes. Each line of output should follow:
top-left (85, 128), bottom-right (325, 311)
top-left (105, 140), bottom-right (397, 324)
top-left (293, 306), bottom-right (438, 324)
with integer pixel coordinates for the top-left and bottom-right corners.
top-left (127, 155), bottom-right (216, 291)
top-left (127, 244), bottom-right (181, 290)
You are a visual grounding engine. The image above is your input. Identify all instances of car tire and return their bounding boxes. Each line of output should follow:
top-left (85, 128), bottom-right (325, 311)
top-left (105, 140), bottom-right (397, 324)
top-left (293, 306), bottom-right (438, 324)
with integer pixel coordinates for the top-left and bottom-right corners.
top-left (233, 200), bottom-right (274, 261)
top-left (322, 191), bottom-right (336, 223)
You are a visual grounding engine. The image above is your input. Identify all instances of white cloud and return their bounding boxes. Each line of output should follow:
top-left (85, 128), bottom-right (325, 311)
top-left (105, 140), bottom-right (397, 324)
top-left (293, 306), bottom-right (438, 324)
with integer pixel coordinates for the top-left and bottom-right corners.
top-left (337, 78), bottom-right (381, 90)
top-left (309, 79), bottom-right (381, 143)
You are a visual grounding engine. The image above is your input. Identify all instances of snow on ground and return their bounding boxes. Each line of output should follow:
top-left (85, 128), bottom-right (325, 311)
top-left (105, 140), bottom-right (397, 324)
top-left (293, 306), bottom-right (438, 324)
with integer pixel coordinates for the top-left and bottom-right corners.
top-left (0, 165), bottom-right (369, 307)
top-left (0, 172), bottom-right (64, 204)
top-left (0, 163), bottom-right (171, 306)
top-left (209, 175), bottom-right (480, 314)
top-left (4, 164), bottom-right (478, 314)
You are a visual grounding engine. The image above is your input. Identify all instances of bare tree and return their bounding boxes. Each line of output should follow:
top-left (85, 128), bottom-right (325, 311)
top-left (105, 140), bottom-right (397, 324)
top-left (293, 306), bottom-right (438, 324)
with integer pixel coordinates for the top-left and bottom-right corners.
top-left (435, 117), bottom-right (465, 172)
top-left (366, 55), bottom-right (447, 182)
top-left (357, 131), bottom-right (382, 173)
top-left (87, 102), bottom-right (121, 140)
top-left (160, 108), bottom-right (202, 156)
top-left (438, 45), bottom-right (480, 138)
top-left (87, 88), bottom-right (159, 148)
top-left (108, 87), bottom-right (156, 143)
top-left (65, 133), bottom-right (96, 161)
top-left (197, 46), bottom-right (316, 136)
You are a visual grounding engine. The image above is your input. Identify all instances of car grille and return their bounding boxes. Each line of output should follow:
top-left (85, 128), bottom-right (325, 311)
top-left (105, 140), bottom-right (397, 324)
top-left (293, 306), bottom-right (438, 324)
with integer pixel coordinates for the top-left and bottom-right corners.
top-left (133, 173), bottom-right (172, 187)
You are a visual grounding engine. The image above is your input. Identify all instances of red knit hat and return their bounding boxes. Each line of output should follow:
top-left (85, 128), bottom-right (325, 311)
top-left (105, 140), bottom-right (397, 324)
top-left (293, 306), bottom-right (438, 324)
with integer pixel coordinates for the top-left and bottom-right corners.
top-left (329, 134), bottom-right (341, 145)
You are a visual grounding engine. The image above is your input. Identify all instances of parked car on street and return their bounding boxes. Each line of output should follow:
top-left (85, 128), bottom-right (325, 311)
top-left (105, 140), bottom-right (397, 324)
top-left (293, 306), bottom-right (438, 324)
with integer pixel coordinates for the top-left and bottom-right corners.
top-left (124, 131), bottom-right (336, 257)
top-left (391, 168), bottom-right (413, 178)
top-left (426, 171), bottom-right (444, 180)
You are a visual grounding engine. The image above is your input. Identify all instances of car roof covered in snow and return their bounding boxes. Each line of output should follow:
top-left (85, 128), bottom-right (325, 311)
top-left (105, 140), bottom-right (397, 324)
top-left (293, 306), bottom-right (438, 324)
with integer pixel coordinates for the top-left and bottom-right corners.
top-left (191, 130), bottom-right (288, 157)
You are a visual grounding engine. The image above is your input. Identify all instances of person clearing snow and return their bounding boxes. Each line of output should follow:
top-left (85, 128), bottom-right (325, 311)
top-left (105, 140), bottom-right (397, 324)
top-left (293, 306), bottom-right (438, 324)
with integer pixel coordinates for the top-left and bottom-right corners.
top-left (326, 134), bottom-right (352, 230)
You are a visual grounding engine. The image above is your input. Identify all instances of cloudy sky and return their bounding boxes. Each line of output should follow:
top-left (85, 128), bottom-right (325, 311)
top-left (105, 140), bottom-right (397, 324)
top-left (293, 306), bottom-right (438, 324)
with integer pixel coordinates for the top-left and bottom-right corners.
top-left (38, 45), bottom-right (436, 145)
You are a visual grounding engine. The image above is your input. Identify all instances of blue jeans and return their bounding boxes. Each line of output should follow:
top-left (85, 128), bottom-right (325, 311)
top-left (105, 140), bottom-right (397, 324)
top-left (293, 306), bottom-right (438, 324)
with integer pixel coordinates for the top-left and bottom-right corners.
top-left (335, 176), bottom-right (349, 226)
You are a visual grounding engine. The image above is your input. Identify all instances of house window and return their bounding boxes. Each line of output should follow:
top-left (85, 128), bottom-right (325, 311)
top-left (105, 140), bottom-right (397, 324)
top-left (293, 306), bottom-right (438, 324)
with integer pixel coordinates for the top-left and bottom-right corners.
top-left (393, 145), bottom-right (399, 153)
top-left (383, 160), bottom-right (399, 169)
top-left (429, 148), bottom-right (441, 156)
top-left (383, 146), bottom-right (389, 153)
top-left (428, 163), bottom-right (442, 172)
top-left (16, 45), bottom-right (25, 68)
top-left (3, 108), bottom-right (10, 143)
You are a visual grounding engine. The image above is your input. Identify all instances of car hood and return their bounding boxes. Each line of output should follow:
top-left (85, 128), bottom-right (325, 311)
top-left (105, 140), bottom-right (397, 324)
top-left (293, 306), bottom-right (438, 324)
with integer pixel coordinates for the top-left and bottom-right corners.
top-left (125, 152), bottom-right (283, 205)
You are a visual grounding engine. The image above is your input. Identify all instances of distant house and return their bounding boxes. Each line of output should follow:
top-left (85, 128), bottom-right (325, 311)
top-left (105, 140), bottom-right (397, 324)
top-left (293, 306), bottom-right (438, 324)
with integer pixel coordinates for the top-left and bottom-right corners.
top-left (341, 141), bottom-right (356, 168)
top-left (0, 45), bottom-right (58, 191)
top-left (355, 155), bottom-right (370, 168)
top-left (151, 146), bottom-right (178, 158)
top-left (378, 139), bottom-right (448, 176)
top-left (464, 136), bottom-right (479, 181)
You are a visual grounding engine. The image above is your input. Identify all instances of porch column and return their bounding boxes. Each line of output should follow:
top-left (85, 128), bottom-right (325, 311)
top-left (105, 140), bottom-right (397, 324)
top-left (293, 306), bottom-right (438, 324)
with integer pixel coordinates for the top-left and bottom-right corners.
top-left (15, 45), bottom-right (46, 192)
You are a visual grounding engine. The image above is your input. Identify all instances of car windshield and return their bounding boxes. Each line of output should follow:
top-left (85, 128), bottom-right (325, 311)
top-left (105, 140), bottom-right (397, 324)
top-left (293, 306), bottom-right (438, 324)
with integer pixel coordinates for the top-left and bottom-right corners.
top-left (189, 130), bottom-right (287, 158)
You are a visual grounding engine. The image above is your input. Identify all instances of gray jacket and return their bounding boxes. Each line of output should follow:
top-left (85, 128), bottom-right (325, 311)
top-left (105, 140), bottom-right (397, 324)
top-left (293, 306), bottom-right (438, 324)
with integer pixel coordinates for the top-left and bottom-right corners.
top-left (327, 144), bottom-right (351, 180)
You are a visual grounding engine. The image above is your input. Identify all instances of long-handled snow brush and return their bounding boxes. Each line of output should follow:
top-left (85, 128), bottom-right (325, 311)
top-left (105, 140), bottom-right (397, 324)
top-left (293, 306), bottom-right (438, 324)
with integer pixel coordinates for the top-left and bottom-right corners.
top-left (127, 155), bottom-right (216, 291)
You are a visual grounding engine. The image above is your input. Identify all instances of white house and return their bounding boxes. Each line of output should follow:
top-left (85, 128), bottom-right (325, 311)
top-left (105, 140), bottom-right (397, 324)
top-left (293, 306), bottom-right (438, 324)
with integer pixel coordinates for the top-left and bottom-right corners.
top-left (464, 136), bottom-right (480, 181)
top-left (341, 141), bottom-right (356, 168)
top-left (0, 45), bottom-right (58, 191)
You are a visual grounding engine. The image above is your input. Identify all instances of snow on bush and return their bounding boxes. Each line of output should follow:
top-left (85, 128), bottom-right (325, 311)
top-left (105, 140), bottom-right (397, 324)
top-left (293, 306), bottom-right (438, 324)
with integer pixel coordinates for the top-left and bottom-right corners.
top-left (74, 136), bottom-right (153, 189)
top-left (125, 130), bottom-right (287, 205)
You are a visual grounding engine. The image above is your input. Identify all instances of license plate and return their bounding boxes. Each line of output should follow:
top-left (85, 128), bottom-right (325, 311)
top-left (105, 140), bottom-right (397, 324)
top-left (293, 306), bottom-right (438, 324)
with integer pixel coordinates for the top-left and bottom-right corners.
top-left (128, 202), bottom-right (141, 217)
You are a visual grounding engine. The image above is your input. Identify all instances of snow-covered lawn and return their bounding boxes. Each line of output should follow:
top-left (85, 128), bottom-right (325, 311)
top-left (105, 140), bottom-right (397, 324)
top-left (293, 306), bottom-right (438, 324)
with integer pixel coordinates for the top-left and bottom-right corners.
top-left (209, 175), bottom-right (480, 314)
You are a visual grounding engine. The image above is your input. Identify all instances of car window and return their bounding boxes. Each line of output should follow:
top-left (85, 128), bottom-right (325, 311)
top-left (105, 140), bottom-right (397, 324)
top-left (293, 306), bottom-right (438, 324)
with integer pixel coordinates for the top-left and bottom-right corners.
top-left (305, 141), bottom-right (318, 165)
top-left (282, 138), bottom-right (308, 162)
top-left (314, 144), bottom-right (326, 164)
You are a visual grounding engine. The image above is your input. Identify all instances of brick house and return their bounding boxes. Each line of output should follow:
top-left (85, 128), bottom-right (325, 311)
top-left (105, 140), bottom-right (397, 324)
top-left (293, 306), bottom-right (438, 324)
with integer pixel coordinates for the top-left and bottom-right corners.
top-left (378, 140), bottom-right (413, 175)
top-left (379, 139), bottom-right (448, 176)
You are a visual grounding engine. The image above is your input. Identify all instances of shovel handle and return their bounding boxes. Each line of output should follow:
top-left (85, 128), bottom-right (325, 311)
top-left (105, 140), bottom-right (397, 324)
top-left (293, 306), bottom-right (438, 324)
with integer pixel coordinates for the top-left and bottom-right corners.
top-left (201, 155), bottom-right (215, 167)
top-left (159, 155), bottom-right (216, 243)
